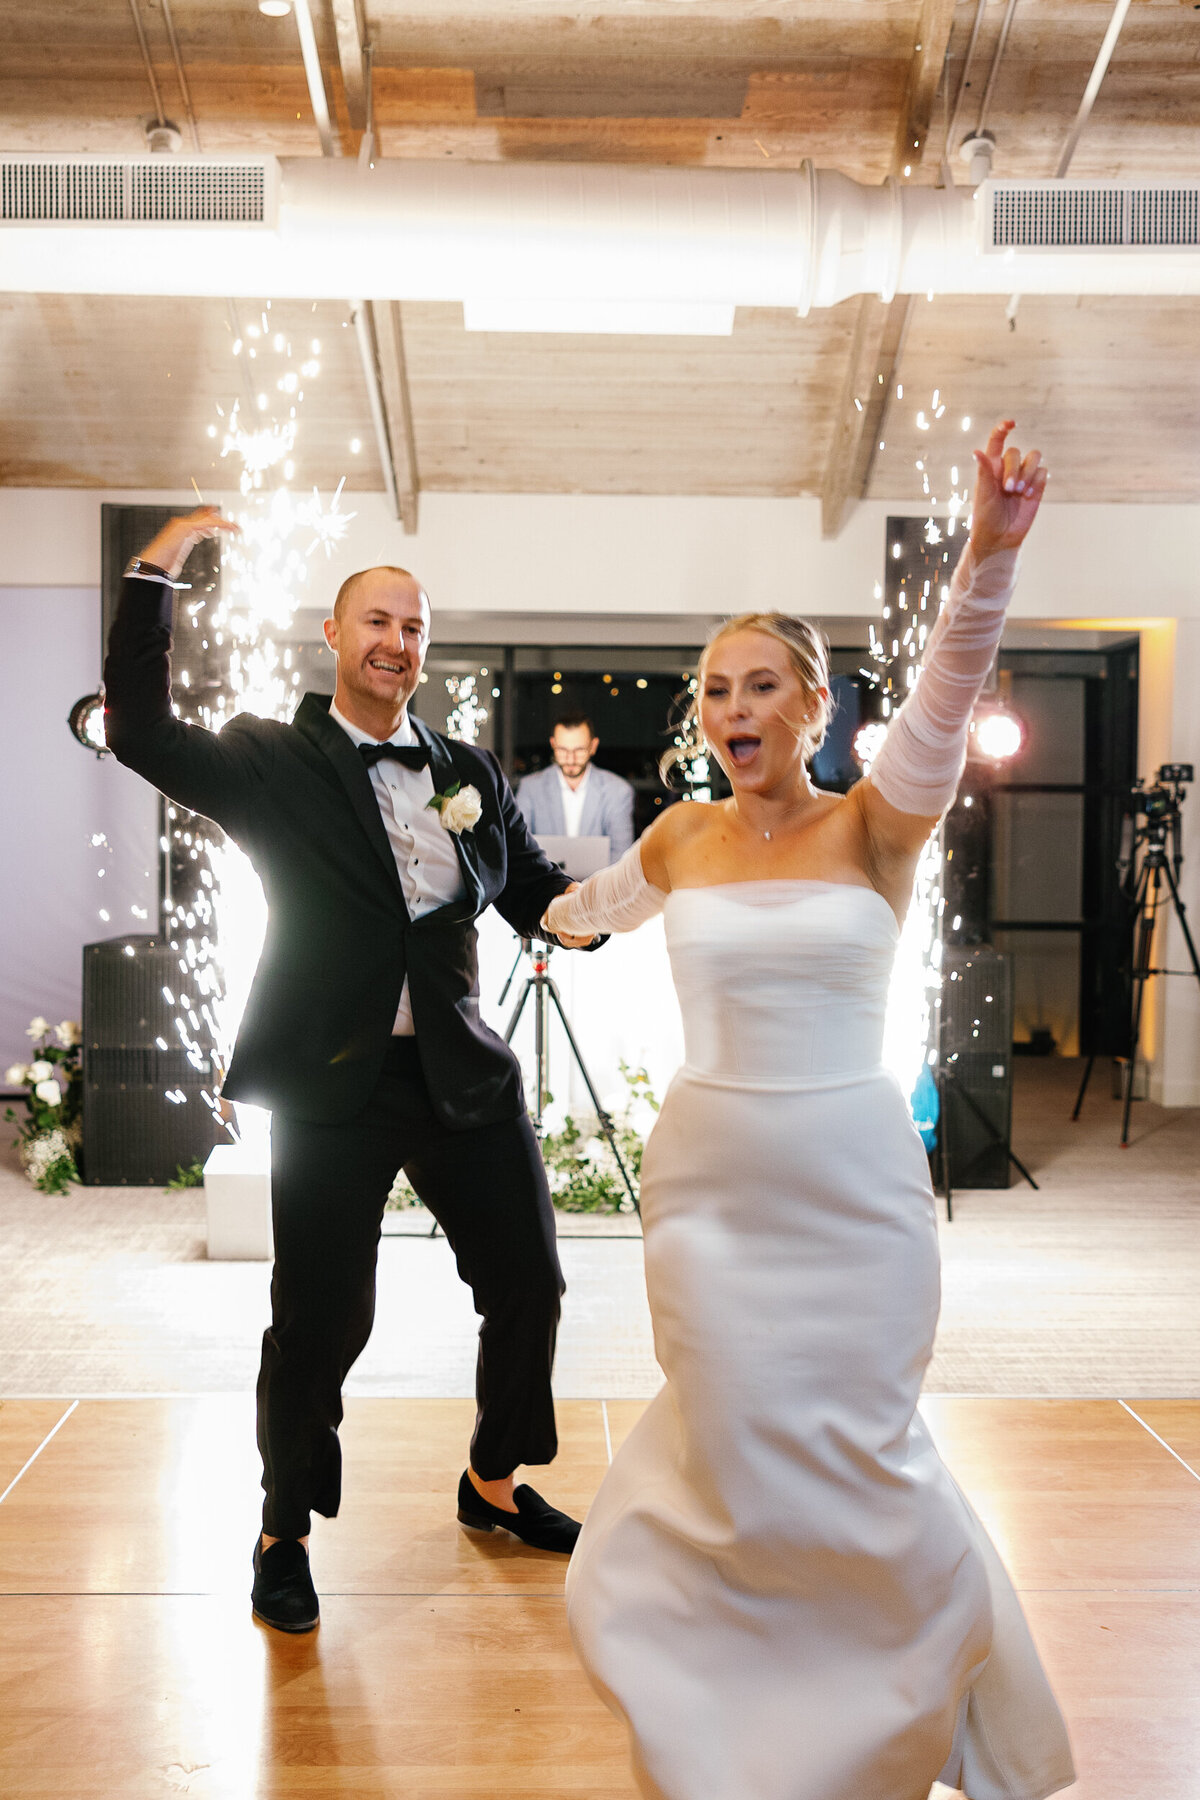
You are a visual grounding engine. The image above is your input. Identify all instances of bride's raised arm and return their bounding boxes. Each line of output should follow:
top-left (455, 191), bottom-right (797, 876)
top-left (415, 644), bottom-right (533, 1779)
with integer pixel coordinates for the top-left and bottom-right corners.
top-left (859, 419), bottom-right (1048, 860)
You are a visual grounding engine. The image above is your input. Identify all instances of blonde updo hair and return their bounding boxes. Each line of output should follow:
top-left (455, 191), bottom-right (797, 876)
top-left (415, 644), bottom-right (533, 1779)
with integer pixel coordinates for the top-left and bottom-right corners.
top-left (661, 611), bottom-right (833, 782)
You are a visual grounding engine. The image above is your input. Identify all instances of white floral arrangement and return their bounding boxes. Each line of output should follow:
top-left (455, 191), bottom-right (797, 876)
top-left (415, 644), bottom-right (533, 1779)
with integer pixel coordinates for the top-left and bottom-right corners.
top-left (426, 781), bottom-right (483, 835)
top-left (5, 1016), bottom-right (83, 1194)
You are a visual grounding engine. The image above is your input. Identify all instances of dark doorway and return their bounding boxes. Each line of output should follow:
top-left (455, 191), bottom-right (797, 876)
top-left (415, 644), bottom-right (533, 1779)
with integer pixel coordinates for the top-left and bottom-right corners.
top-left (944, 642), bottom-right (1139, 1058)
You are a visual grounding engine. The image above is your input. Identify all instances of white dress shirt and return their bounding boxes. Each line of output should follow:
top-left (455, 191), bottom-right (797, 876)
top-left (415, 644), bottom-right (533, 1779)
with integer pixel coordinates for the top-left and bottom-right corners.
top-left (329, 700), bottom-right (467, 1035)
top-left (558, 764), bottom-right (590, 837)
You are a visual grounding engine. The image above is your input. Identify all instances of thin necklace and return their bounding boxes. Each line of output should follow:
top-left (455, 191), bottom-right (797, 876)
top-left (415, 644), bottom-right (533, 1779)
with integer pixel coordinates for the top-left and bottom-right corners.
top-left (745, 809), bottom-right (800, 842)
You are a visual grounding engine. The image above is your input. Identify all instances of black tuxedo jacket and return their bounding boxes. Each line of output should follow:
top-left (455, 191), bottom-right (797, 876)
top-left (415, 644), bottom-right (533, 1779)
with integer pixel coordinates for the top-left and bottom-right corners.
top-left (103, 577), bottom-right (582, 1129)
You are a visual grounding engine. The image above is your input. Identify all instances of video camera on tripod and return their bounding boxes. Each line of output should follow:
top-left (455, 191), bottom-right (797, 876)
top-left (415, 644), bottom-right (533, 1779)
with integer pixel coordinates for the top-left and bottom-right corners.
top-left (1118, 764), bottom-right (1194, 893)
top-left (1080, 761), bottom-right (1200, 1145)
top-left (1129, 766), bottom-right (1194, 835)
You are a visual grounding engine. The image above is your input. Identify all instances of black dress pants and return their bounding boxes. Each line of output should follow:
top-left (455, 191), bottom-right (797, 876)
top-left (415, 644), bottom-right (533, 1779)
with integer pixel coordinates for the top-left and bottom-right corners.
top-left (257, 1037), bottom-right (565, 1539)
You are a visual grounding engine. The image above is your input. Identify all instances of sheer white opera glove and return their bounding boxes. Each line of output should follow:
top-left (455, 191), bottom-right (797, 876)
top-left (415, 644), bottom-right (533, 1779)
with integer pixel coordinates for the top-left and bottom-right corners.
top-left (868, 540), bottom-right (1020, 817)
top-left (543, 843), bottom-right (668, 937)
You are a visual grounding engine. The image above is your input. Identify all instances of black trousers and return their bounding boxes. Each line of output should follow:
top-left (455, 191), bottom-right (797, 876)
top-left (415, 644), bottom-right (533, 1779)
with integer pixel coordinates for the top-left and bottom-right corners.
top-left (257, 1037), bottom-right (565, 1539)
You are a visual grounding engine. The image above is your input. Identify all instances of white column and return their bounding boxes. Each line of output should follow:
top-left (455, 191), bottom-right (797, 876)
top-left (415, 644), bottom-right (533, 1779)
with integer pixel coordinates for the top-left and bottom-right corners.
top-left (1149, 619), bottom-right (1200, 1107)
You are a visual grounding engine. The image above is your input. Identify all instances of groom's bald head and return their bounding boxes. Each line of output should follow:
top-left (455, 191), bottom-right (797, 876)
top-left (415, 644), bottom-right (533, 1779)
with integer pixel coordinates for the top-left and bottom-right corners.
top-left (333, 565), bottom-right (430, 626)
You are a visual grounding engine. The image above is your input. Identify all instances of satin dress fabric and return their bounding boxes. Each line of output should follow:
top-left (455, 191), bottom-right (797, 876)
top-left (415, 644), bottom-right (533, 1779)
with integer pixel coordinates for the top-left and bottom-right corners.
top-left (566, 881), bottom-right (1074, 1800)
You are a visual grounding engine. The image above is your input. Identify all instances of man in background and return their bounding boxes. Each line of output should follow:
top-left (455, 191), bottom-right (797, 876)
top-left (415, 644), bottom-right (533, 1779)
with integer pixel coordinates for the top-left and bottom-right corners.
top-left (517, 712), bottom-right (635, 866)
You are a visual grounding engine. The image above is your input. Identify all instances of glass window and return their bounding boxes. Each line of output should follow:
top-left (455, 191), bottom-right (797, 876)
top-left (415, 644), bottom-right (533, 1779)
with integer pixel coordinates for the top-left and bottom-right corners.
top-left (991, 791), bottom-right (1084, 923)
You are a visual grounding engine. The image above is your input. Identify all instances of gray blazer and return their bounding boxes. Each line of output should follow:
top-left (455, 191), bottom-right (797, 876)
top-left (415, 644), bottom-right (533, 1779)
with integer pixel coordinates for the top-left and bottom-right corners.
top-left (516, 763), bottom-right (636, 863)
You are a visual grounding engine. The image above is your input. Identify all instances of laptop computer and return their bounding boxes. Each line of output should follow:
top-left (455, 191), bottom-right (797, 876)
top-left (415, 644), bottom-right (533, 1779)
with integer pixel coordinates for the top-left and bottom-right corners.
top-left (535, 834), bottom-right (612, 882)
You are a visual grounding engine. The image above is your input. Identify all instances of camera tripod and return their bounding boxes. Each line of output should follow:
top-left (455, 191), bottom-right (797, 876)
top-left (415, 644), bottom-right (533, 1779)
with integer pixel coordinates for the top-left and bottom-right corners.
top-left (500, 937), bottom-right (640, 1213)
top-left (1072, 774), bottom-right (1200, 1145)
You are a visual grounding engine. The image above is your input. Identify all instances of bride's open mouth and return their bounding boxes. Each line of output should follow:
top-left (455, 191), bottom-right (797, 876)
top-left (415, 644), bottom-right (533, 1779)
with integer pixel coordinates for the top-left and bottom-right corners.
top-left (726, 735), bottom-right (761, 768)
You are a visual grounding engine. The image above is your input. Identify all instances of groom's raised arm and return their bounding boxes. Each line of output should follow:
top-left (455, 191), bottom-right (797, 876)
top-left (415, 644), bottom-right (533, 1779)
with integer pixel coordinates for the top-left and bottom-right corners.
top-left (103, 508), bottom-right (271, 837)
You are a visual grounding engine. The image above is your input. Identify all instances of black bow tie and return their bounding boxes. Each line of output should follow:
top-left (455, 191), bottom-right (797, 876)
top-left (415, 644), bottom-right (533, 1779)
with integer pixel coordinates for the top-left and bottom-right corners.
top-left (359, 740), bottom-right (430, 772)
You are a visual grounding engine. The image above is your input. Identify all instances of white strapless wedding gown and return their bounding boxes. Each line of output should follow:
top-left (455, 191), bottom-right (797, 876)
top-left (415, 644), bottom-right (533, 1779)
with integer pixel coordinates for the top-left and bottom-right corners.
top-left (566, 882), bottom-right (1074, 1800)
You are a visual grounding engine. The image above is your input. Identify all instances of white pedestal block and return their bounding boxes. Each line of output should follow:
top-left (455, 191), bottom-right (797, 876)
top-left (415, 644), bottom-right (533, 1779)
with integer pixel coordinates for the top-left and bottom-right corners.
top-left (204, 1142), bottom-right (274, 1261)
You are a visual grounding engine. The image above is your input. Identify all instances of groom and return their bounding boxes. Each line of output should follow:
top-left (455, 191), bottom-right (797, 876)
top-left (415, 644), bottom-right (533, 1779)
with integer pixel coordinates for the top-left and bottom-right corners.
top-left (104, 506), bottom-right (599, 1634)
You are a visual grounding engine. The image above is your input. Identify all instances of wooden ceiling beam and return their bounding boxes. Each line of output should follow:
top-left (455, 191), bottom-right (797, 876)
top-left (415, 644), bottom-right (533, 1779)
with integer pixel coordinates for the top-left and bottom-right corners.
top-left (370, 298), bottom-right (420, 534)
top-left (821, 0), bottom-right (956, 538)
top-left (820, 293), bottom-right (913, 540)
top-left (890, 0), bottom-right (959, 175)
top-left (330, 0), bottom-right (370, 131)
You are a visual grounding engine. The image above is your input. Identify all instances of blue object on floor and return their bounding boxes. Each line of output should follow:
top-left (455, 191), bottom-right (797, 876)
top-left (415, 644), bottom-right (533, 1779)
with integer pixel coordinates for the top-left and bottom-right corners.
top-left (911, 1061), bottom-right (939, 1151)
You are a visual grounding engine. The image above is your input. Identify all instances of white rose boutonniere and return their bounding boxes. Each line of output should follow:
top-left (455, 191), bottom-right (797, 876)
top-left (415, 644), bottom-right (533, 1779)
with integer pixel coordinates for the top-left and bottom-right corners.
top-left (427, 780), bottom-right (483, 836)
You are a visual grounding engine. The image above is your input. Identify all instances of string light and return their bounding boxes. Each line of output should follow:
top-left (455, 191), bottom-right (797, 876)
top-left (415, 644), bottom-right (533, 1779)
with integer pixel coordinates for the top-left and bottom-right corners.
top-left (445, 673), bottom-right (488, 743)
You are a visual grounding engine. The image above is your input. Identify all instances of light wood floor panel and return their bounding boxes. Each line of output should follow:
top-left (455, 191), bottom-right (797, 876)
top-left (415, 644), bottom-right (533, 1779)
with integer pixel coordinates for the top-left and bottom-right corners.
top-left (1, 1396), bottom-right (1196, 1798)
top-left (324, 1397), bottom-right (607, 1594)
top-left (0, 1593), bottom-right (637, 1800)
top-left (921, 1396), bottom-right (1200, 1590)
top-left (0, 1397), bottom-right (605, 1598)
top-left (1122, 1400), bottom-right (1200, 1479)
top-left (1020, 1590), bottom-right (1200, 1795)
top-left (0, 1395), bottom-right (262, 1596)
top-left (0, 1400), bottom-right (76, 1494)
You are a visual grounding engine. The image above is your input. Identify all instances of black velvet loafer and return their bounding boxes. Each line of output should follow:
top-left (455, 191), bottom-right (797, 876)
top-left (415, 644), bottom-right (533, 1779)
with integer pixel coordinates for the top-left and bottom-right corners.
top-left (456, 1469), bottom-right (582, 1554)
top-left (251, 1535), bottom-right (320, 1633)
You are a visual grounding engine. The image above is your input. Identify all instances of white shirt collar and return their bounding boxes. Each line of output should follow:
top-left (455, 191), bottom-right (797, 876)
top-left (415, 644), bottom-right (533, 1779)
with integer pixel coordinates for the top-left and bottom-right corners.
top-left (329, 698), bottom-right (418, 750)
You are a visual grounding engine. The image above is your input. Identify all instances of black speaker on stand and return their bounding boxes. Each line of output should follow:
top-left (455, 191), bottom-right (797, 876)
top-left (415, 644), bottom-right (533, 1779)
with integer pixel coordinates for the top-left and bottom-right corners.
top-left (82, 935), bottom-right (220, 1185)
top-left (936, 944), bottom-right (1039, 1215)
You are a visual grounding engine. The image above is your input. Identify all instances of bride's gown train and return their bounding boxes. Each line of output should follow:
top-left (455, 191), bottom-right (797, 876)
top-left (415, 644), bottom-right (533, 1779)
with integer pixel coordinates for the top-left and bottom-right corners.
top-left (565, 879), bottom-right (1074, 1800)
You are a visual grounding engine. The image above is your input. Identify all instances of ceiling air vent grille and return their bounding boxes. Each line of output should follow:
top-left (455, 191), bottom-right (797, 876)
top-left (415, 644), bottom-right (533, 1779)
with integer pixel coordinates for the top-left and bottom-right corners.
top-left (2, 160), bottom-right (126, 221)
top-left (1130, 186), bottom-right (1199, 247)
top-left (130, 162), bottom-right (265, 222)
top-left (0, 156), bottom-right (274, 225)
top-left (986, 181), bottom-right (1200, 251)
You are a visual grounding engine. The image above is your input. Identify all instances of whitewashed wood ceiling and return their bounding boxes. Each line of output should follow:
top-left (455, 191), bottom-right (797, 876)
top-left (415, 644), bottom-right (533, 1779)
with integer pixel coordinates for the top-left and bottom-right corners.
top-left (1, 1), bottom-right (1198, 521)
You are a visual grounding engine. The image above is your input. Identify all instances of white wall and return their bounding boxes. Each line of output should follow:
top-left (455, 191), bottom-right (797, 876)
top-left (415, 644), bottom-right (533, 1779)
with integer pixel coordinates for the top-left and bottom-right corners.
top-left (3, 485), bottom-right (1199, 1101)
top-left (1155, 619), bottom-right (1200, 1107)
top-left (3, 487), bottom-right (1198, 624)
top-left (0, 585), bottom-right (157, 1073)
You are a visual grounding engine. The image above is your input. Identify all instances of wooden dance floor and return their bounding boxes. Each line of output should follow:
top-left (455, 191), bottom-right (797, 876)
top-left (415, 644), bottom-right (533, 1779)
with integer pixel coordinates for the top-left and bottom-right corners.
top-left (0, 1394), bottom-right (1197, 1798)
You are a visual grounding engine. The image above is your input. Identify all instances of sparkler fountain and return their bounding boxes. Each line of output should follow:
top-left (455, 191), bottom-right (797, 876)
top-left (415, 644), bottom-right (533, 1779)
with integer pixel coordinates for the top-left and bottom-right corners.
top-left (163, 306), bottom-right (356, 1202)
top-left (860, 397), bottom-right (977, 1121)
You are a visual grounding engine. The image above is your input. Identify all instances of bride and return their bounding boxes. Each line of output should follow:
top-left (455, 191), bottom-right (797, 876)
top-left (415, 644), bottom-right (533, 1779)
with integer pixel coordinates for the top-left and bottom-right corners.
top-left (543, 422), bottom-right (1074, 1800)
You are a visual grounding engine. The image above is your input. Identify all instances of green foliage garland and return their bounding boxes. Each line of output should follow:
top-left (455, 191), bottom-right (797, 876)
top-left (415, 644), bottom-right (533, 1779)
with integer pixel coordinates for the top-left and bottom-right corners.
top-left (387, 1062), bottom-right (658, 1215)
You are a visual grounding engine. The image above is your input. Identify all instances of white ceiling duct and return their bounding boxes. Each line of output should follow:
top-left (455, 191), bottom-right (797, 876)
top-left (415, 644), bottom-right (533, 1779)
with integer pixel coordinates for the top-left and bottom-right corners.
top-left (1, 155), bottom-right (1197, 332)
